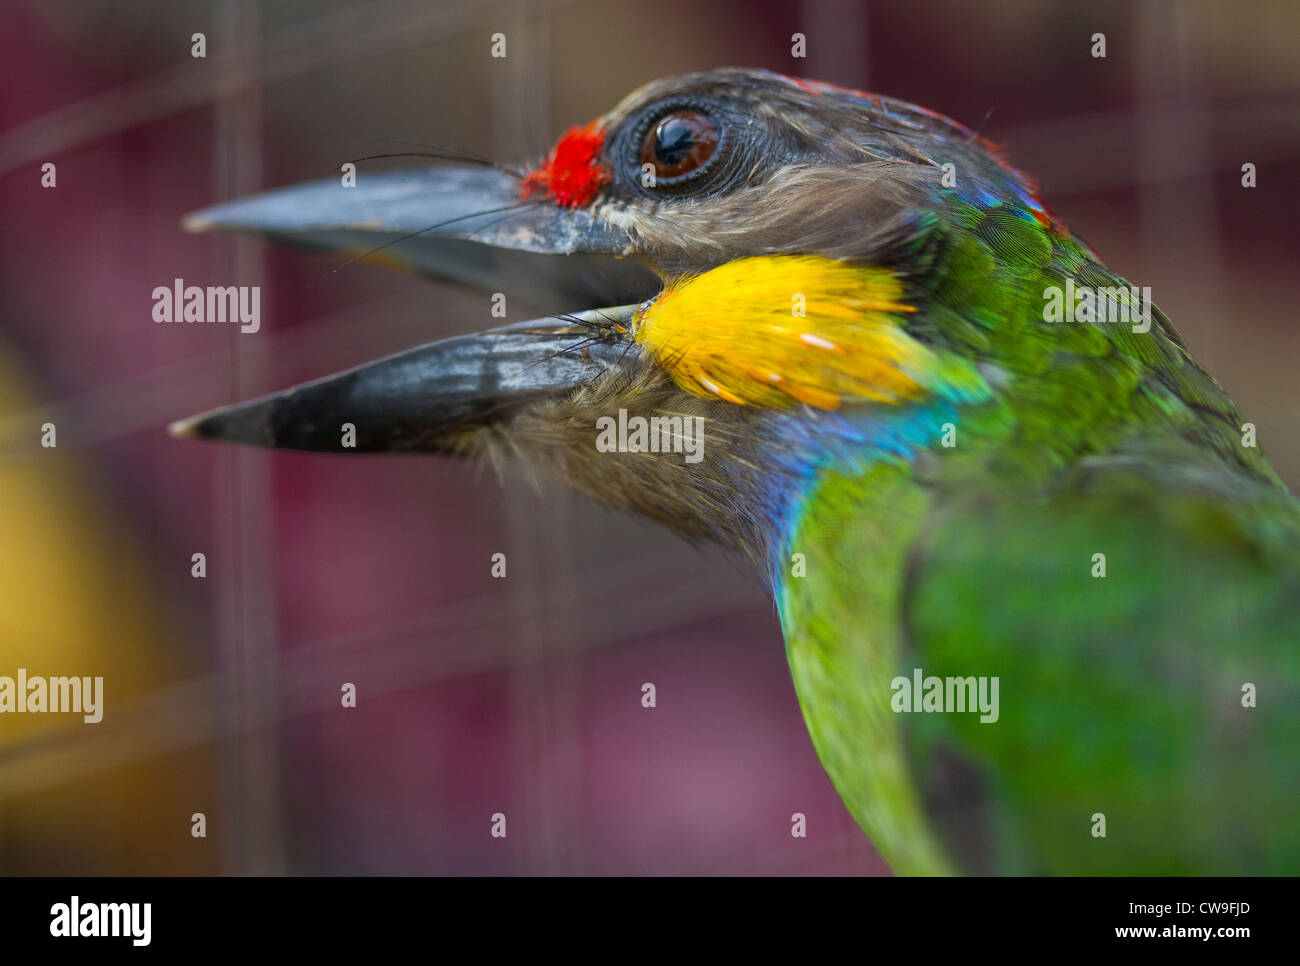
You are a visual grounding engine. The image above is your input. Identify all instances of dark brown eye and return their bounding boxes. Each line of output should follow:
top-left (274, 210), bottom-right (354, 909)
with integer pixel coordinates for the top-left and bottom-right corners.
top-left (639, 110), bottom-right (718, 181)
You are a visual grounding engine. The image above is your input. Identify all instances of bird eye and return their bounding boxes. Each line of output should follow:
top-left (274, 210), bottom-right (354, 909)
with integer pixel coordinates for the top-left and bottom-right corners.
top-left (639, 110), bottom-right (719, 182)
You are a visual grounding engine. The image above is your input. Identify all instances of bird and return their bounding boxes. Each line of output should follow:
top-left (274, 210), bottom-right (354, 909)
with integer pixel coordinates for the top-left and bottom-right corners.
top-left (172, 67), bottom-right (1300, 875)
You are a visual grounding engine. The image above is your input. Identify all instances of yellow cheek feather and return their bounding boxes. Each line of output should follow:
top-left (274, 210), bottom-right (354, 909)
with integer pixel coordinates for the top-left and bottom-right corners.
top-left (632, 255), bottom-right (930, 410)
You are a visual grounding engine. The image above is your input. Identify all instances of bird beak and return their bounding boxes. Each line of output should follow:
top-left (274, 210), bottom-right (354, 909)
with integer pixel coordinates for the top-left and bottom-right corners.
top-left (172, 165), bottom-right (655, 452)
top-left (168, 309), bottom-right (637, 452)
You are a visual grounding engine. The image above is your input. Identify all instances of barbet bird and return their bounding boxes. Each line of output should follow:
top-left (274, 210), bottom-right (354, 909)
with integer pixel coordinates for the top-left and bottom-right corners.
top-left (173, 68), bottom-right (1300, 875)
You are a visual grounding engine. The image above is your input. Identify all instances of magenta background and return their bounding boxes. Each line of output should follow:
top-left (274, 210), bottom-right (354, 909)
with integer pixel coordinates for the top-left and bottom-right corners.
top-left (2, 0), bottom-right (1298, 874)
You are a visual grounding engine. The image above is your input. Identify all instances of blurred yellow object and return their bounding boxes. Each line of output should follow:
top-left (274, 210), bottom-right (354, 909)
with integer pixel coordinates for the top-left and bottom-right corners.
top-left (0, 338), bottom-right (217, 874)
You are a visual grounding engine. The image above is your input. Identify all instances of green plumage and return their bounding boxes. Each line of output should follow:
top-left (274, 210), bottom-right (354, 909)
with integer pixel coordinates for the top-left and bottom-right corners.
top-left (779, 198), bottom-right (1300, 875)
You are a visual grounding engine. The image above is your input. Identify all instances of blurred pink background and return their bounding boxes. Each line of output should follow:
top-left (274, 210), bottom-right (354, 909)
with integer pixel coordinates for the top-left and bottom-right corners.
top-left (2, 0), bottom-right (1298, 874)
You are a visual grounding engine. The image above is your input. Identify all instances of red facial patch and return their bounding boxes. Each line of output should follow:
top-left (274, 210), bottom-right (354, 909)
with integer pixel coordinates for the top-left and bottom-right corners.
top-left (519, 121), bottom-right (609, 207)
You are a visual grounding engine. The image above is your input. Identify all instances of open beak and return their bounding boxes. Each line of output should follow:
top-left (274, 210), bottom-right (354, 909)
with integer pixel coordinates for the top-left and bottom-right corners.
top-left (169, 309), bottom-right (636, 452)
top-left (172, 165), bottom-right (656, 452)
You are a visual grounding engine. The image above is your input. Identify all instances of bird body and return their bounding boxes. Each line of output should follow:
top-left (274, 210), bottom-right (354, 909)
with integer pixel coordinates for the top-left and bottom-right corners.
top-left (176, 68), bottom-right (1300, 874)
top-left (763, 167), bottom-right (1300, 874)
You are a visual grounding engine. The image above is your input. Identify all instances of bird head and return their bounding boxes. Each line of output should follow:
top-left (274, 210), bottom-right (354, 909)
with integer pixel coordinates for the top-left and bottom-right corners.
top-left (174, 68), bottom-right (1222, 570)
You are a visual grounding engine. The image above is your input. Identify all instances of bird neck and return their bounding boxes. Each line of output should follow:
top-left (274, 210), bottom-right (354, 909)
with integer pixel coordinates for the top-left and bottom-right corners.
top-left (774, 459), bottom-right (953, 873)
